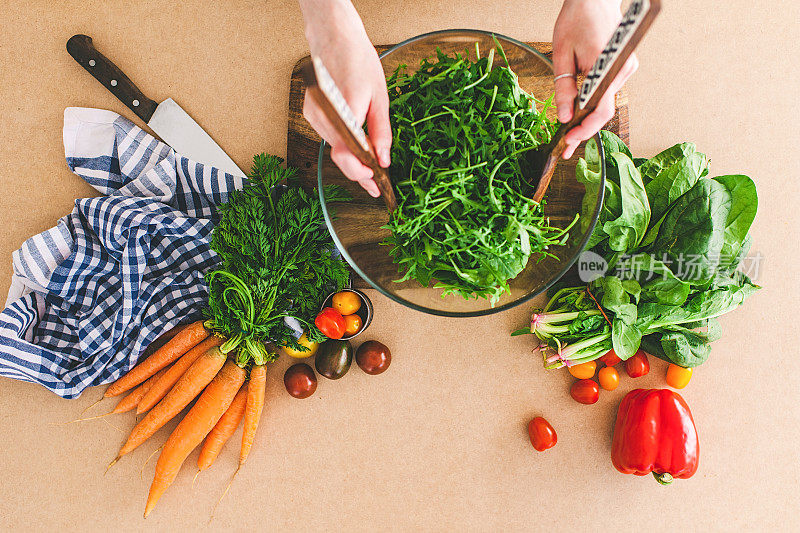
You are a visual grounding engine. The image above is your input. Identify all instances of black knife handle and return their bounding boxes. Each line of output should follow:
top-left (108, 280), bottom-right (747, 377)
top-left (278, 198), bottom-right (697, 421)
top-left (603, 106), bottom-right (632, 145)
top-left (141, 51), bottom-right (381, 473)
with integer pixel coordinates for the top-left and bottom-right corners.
top-left (66, 34), bottom-right (158, 123)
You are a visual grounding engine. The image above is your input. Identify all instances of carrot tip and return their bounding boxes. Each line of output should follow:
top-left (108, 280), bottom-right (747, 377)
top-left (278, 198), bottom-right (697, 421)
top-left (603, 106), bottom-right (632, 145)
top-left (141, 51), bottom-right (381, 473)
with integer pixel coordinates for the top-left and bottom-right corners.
top-left (80, 395), bottom-right (105, 415)
top-left (192, 470), bottom-right (200, 489)
top-left (105, 456), bottom-right (120, 475)
top-left (63, 412), bottom-right (114, 424)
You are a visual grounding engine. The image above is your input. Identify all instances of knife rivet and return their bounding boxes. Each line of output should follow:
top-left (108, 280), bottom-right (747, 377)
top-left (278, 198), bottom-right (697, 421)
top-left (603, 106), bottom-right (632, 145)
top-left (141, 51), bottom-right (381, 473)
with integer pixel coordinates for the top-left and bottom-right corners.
top-left (110, 79), bottom-right (118, 87)
top-left (88, 59), bottom-right (96, 67)
top-left (132, 100), bottom-right (139, 107)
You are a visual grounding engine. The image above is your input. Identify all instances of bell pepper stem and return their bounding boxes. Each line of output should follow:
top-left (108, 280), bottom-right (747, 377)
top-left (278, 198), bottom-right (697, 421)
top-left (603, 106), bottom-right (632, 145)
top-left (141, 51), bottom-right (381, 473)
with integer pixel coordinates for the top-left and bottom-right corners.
top-left (653, 472), bottom-right (674, 485)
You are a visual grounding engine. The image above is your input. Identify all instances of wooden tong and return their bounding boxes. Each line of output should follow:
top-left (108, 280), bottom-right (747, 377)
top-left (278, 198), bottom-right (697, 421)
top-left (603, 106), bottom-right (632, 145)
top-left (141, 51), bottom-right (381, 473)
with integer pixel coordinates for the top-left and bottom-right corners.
top-left (302, 56), bottom-right (398, 212)
top-left (529, 0), bottom-right (661, 203)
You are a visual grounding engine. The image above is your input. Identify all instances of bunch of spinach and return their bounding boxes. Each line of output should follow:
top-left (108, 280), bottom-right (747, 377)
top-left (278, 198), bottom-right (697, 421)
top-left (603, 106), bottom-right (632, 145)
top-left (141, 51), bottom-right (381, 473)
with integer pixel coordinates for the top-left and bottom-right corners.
top-left (514, 131), bottom-right (759, 368)
top-left (383, 42), bottom-right (576, 304)
top-left (205, 154), bottom-right (351, 365)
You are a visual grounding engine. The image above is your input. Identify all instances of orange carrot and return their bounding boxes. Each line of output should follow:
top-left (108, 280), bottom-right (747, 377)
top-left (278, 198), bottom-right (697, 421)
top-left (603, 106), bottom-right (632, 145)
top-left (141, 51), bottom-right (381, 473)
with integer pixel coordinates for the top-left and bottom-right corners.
top-left (144, 360), bottom-right (246, 517)
top-left (240, 364), bottom-right (266, 467)
top-left (105, 320), bottom-right (208, 397)
top-left (114, 346), bottom-right (226, 460)
top-left (137, 336), bottom-right (224, 414)
top-left (197, 386), bottom-right (248, 472)
top-left (112, 366), bottom-right (170, 414)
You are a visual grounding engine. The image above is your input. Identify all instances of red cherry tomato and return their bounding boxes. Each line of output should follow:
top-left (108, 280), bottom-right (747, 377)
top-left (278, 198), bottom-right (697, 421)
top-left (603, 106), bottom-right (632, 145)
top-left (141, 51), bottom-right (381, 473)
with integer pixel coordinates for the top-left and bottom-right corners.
top-left (528, 417), bottom-right (557, 451)
top-left (600, 349), bottom-right (621, 367)
top-left (625, 349), bottom-right (650, 378)
top-left (284, 363), bottom-right (317, 399)
top-left (570, 379), bottom-right (600, 405)
top-left (315, 307), bottom-right (346, 339)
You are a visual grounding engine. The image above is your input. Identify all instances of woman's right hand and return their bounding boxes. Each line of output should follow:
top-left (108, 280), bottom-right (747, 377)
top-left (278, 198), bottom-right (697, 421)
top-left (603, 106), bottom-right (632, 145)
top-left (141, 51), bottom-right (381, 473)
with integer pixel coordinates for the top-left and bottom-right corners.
top-left (299, 0), bottom-right (391, 198)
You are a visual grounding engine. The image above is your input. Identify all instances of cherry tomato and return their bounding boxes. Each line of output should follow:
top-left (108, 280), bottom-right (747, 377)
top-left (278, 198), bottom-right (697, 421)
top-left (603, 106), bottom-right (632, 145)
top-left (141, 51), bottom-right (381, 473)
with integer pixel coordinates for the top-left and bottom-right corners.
top-left (284, 363), bottom-right (317, 399)
top-left (598, 366), bottom-right (620, 391)
top-left (666, 363), bottom-right (692, 389)
top-left (315, 307), bottom-right (346, 339)
top-left (332, 291), bottom-right (361, 316)
top-left (355, 340), bottom-right (391, 375)
top-left (528, 417), bottom-right (557, 452)
top-left (625, 350), bottom-right (650, 378)
top-left (567, 360), bottom-right (597, 379)
top-left (600, 349), bottom-right (621, 367)
top-left (343, 314), bottom-right (363, 336)
top-left (282, 331), bottom-right (319, 358)
top-left (570, 379), bottom-right (600, 405)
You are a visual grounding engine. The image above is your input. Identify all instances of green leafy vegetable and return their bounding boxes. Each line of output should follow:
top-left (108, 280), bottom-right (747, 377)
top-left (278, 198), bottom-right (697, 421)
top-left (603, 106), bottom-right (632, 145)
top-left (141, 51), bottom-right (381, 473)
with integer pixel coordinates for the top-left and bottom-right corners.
top-left (383, 42), bottom-right (575, 304)
top-left (516, 131), bottom-right (759, 369)
top-left (205, 154), bottom-right (351, 365)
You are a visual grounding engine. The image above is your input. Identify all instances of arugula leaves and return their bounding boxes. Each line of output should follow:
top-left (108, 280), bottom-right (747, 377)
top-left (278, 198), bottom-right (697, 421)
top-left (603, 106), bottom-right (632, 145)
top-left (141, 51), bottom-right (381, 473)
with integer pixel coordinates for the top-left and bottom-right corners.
top-left (205, 154), bottom-right (351, 365)
top-left (383, 43), bottom-right (575, 304)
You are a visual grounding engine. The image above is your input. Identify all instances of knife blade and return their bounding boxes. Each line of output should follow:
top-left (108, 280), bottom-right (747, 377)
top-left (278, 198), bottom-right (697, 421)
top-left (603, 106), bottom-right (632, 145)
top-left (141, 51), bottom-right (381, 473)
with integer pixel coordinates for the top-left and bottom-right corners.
top-left (66, 34), bottom-right (244, 177)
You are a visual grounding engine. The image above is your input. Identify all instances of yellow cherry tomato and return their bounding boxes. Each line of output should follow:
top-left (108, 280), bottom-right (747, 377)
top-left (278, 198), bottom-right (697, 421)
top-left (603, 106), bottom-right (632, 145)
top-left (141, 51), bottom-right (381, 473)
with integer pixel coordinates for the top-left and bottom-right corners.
top-left (282, 332), bottom-right (319, 359)
top-left (666, 364), bottom-right (692, 389)
top-left (343, 314), bottom-right (363, 336)
top-left (567, 360), bottom-right (597, 380)
top-left (598, 366), bottom-right (620, 391)
top-left (332, 291), bottom-right (361, 316)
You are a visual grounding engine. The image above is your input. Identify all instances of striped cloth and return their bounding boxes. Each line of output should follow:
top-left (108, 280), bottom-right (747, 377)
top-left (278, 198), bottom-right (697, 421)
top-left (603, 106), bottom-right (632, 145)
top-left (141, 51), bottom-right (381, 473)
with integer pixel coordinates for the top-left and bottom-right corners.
top-left (0, 108), bottom-right (245, 398)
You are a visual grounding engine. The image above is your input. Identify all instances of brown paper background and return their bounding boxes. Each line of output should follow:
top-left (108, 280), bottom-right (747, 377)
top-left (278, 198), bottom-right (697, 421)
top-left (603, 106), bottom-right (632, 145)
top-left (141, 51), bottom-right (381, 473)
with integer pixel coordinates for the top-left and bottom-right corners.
top-left (1, 0), bottom-right (798, 530)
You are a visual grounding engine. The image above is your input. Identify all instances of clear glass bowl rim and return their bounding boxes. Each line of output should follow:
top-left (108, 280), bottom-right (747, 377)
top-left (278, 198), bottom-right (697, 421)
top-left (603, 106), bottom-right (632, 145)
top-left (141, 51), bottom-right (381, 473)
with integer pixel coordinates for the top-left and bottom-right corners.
top-left (317, 28), bottom-right (606, 317)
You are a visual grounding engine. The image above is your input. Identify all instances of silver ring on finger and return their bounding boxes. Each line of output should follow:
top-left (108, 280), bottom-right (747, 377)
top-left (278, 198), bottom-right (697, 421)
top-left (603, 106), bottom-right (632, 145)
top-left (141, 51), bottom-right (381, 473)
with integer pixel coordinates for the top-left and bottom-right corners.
top-left (553, 73), bottom-right (576, 82)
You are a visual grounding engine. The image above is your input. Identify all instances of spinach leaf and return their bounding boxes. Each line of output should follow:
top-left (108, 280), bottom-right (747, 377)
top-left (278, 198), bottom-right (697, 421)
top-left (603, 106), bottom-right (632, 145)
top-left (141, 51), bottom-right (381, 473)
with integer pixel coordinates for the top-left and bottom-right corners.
top-left (623, 253), bottom-right (691, 305)
top-left (638, 143), bottom-right (704, 185)
top-left (650, 178), bottom-right (730, 284)
top-left (645, 150), bottom-right (708, 223)
top-left (601, 153), bottom-right (651, 252)
top-left (594, 275), bottom-right (644, 359)
top-left (712, 174), bottom-right (758, 270)
top-left (641, 327), bottom-right (712, 368)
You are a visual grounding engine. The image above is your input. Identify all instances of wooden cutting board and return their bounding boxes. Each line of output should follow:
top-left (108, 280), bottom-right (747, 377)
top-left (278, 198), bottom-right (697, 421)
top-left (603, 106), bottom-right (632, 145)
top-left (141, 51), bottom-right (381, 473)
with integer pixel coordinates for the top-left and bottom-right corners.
top-left (286, 42), bottom-right (629, 288)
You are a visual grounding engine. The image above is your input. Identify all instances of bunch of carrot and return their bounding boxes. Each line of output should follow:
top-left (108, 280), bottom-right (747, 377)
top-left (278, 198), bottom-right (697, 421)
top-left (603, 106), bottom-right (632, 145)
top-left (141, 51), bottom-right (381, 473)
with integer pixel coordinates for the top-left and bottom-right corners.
top-left (102, 319), bottom-right (273, 517)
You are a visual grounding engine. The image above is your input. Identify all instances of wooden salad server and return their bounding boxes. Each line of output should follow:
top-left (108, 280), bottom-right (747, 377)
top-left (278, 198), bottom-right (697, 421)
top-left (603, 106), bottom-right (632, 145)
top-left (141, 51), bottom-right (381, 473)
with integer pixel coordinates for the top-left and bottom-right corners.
top-left (301, 56), bottom-right (398, 212)
top-left (529, 0), bottom-right (661, 203)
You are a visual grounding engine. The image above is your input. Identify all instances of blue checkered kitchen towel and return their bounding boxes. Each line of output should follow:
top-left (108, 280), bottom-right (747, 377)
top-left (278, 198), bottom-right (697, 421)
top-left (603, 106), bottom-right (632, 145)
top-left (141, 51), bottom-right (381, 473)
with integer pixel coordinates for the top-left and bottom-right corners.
top-left (0, 107), bottom-right (246, 398)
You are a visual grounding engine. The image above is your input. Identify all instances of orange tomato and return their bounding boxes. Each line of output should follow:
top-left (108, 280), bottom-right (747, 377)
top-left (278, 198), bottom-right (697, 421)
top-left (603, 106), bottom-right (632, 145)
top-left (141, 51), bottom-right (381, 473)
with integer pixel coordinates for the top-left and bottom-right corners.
top-left (598, 366), bottom-right (620, 391)
top-left (343, 314), bottom-right (363, 336)
top-left (666, 364), bottom-right (692, 389)
top-left (332, 291), bottom-right (361, 316)
top-left (567, 360), bottom-right (597, 379)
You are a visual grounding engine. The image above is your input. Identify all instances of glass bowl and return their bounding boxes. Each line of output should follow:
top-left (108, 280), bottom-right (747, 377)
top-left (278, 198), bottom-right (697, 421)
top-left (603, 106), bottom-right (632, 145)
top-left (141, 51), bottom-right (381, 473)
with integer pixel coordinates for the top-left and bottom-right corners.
top-left (318, 29), bottom-right (605, 317)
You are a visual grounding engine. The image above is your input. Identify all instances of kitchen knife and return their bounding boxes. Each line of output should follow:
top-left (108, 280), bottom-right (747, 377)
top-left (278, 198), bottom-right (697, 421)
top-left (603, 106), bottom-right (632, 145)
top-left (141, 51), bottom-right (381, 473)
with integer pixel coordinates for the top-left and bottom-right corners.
top-left (528, 0), bottom-right (661, 203)
top-left (66, 34), bottom-right (245, 177)
top-left (301, 55), bottom-right (398, 212)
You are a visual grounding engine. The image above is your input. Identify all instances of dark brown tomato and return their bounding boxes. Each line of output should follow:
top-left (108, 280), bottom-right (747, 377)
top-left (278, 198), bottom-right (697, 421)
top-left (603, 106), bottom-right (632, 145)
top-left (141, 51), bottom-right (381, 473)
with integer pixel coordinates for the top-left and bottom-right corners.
top-left (355, 341), bottom-right (391, 375)
top-left (315, 340), bottom-right (353, 380)
top-left (284, 363), bottom-right (317, 399)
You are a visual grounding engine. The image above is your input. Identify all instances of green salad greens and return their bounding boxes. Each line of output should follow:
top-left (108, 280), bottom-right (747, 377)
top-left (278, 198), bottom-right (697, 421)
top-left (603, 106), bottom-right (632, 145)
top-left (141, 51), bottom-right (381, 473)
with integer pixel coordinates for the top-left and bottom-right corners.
top-left (205, 154), bottom-right (351, 365)
top-left (384, 42), bottom-right (575, 304)
top-left (513, 131), bottom-right (759, 368)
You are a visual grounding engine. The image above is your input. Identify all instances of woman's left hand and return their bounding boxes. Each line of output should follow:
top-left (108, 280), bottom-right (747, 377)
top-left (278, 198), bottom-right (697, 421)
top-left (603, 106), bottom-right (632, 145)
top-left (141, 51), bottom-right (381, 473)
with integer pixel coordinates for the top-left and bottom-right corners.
top-left (553, 0), bottom-right (639, 158)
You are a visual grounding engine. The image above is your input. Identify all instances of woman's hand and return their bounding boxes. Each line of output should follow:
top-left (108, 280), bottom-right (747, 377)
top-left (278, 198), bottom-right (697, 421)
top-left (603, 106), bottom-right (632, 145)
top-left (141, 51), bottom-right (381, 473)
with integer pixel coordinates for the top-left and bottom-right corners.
top-left (553, 0), bottom-right (638, 158)
top-left (299, 0), bottom-right (390, 197)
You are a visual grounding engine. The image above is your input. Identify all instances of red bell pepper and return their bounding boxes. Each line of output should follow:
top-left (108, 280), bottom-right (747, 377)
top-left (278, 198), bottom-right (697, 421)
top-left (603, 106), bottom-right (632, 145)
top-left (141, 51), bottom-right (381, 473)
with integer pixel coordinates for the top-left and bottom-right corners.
top-left (611, 388), bottom-right (699, 484)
